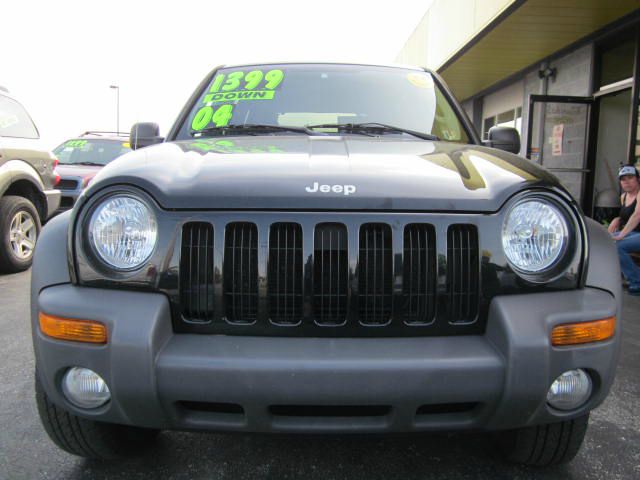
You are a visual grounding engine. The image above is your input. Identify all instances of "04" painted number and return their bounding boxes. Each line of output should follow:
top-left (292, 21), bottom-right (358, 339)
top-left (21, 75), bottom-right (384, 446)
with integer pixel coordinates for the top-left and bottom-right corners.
top-left (191, 104), bottom-right (234, 130)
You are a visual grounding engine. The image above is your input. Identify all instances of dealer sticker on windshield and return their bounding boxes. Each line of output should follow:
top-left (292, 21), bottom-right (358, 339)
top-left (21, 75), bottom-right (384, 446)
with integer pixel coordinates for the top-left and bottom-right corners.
top-left (65, 140), bottom-right (88, 148)
top-left (191, 69), bottom-right (285, 131)
top-left (407, 72), bottom-right (434, 89)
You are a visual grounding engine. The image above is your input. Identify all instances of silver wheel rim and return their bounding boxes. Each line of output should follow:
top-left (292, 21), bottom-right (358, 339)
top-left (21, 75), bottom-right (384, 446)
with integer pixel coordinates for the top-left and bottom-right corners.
top-left (9, 210), bottom-right (37, 260)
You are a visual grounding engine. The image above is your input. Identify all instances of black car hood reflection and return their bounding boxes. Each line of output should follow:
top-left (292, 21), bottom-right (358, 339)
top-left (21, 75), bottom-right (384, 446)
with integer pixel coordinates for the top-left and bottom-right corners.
top-left (88, 135), bottom-right (561, 212)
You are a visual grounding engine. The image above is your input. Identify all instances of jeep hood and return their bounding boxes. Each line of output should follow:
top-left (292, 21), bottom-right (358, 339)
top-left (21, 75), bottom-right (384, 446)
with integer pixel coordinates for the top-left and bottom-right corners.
top-left (88, 135), bottom-right (562, 212)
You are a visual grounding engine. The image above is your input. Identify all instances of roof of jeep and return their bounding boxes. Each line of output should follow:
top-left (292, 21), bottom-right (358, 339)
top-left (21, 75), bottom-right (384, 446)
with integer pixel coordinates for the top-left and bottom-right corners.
top-left (219, 61), bottom-right (428, 71)
top-left (0, 89), bottom-right (22, 102)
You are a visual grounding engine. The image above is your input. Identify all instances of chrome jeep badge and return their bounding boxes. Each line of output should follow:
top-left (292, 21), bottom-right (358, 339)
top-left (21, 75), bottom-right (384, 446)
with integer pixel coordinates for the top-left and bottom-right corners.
top-left (305, 182), bottom-right (356, 196)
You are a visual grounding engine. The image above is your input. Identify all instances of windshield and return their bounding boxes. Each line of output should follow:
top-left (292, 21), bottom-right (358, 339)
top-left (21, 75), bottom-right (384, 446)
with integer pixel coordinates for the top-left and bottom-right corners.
top-left (0, 94), bottom-right (39, 139)
top-left (53, 139), bottom-right (131, 165)
top-left (176, 64), bottom-right (470, 143)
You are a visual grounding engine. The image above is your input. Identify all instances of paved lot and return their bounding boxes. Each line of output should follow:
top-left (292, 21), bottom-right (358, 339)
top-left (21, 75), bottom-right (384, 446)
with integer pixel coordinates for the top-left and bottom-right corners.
top-left (1, 270), bottom-right (639, 480)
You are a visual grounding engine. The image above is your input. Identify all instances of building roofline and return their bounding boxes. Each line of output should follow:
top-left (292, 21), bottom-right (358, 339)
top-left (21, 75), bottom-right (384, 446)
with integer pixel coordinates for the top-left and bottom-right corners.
top-left (458, 7), bottom-right (640, 102)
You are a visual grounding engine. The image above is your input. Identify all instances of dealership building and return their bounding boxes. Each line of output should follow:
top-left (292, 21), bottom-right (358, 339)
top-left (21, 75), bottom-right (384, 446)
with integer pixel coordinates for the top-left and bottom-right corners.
top-left (397, 0), bottom-right (640, 221)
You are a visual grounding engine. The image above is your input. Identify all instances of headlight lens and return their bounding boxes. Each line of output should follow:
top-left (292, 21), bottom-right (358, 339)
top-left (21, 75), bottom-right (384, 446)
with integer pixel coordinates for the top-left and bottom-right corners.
top-left (502, 198), bottom-right (569, 273)
top-left (547, 369), bottom-right (592, 410)
top-left (62, 367), bottom-right (111, 409)
top-left (89, 195), bottom-right (157, 270)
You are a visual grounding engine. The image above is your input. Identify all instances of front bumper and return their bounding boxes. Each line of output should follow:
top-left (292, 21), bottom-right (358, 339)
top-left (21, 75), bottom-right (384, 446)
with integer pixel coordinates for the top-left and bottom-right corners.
top-left (43, 189), bottom-right (61, 219)
top-left (33, 285), bottom-right (619, 434)
top-left (56, 188), bottom-right (82, 213)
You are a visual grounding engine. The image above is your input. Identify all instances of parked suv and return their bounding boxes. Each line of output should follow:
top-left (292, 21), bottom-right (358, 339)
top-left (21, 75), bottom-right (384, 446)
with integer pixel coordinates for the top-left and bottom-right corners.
top-left (32, 64), bottom-right (621, 465)
top-left (52, 132), bottom-right (131, 212)
top-left (0, 88), bottom-right (60, 273)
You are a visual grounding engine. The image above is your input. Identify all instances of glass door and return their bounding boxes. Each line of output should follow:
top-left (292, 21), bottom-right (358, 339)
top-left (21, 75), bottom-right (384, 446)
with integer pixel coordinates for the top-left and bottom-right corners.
top-left (591, 89), bottom-right (633, 223)
top-left (526, 95), bottom-right (593, 207)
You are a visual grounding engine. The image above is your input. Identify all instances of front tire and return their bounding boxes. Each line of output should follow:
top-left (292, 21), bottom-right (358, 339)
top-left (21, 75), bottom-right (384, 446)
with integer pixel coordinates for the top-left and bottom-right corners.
top-left (35, 371), bottom-right (159, 459)
top-left (495, 414), bottom-right (590, 466)
top-left (0, 195), bottom-right (41, 273)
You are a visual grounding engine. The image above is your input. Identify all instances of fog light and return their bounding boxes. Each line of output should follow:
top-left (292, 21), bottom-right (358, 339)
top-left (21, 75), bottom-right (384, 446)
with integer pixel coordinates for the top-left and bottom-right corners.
top-left (62, 367), bottom-right (111, 409)
top-left (547, 369), bottom-right (592, 410)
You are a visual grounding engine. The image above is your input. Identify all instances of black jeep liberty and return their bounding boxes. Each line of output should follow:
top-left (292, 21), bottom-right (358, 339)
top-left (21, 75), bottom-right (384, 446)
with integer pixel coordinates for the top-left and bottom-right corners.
top-left (31, 63), bottom-right (621, 465)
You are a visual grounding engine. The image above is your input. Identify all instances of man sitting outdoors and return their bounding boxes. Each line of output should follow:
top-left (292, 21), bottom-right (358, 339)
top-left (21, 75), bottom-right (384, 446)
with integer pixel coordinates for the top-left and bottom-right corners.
top-left (609, 164), bottom-right (640, 295)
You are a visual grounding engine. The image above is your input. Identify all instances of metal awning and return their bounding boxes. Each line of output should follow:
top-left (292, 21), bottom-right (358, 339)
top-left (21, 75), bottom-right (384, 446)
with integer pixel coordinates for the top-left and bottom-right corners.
top-left (439, 0), bottom-right (640, 101)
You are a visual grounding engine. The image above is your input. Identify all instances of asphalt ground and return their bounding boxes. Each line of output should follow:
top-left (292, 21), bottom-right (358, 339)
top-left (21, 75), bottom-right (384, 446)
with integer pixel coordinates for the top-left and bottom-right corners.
top-left (1, 270), bottom-right (639, 480)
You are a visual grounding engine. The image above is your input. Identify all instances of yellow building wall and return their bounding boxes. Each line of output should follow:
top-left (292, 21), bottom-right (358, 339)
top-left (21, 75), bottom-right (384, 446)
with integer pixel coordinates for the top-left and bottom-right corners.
top-left (396, 0), bottom-right (516, 69)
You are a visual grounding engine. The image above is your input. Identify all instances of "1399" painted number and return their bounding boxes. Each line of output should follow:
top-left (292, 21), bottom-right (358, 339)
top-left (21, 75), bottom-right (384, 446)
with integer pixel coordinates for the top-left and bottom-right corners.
top-left (209, 69), bottom-right (284, 93)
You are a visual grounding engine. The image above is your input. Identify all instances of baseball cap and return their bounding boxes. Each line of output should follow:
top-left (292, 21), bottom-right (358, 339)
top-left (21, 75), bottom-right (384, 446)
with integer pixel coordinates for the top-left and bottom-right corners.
top-left (618, 165), bottom-right (639, 178)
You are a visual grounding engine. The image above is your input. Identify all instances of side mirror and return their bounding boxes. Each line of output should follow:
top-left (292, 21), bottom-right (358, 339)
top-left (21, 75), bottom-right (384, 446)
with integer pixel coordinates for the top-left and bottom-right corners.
top-left (485, 126), bottom-right (520, 154)
top-left (130, 122), bottom-right (164, 150)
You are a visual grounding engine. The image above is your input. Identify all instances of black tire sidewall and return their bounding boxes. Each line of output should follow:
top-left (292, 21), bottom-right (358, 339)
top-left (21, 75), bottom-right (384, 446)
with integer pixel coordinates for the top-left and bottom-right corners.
top-left (0, 196), bottom-right (42, 273)
top-left (35, 368), bottom-right (160, 459)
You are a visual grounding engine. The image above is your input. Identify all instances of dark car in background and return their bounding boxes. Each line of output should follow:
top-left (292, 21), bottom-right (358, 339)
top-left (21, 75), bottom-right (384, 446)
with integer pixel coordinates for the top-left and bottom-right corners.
top-left (52, 132), bottom-right (130, 212)
top-left (0, 88), bottom-right (60, 273)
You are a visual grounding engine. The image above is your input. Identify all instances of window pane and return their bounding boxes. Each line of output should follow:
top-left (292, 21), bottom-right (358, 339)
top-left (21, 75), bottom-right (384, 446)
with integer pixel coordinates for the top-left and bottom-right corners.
top-left (497, 110), bottom-right (515, 124)
top-left (599, 38), bottom-right (635, 88)
top-left (0, 94), bottom-right (38, 139)
top-left (483, 116), bottom-right (495, 138)
top-left (515, 107), bottom-right (523, 134)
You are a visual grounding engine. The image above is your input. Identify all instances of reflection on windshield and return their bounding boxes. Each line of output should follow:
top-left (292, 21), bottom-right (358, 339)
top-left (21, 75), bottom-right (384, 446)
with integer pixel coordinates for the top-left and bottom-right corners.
top-left (53, 139), bottom-right (131, 166)
top-left (178, 139), bottom-right (286, 155)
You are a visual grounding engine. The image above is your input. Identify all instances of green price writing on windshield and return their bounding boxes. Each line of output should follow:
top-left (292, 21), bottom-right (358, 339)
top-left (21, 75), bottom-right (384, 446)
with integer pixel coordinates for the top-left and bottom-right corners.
top-left (264, 70), bottom-right (284, 89)
top-left (65, 140), bottom-right (88, 148)
top-left (207, 69), bottom-right (285, 94)
top-left (222, 72), bottom-right (244, 91)
top-left (244, 70), bottom-right (263, 90)
top-left (191, 104), bottom-right (234, 130)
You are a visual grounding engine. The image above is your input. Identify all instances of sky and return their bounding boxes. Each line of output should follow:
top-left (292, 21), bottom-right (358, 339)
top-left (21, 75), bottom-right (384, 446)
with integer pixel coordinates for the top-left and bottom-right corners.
top-left (3, 0), bottom-right (433, 150)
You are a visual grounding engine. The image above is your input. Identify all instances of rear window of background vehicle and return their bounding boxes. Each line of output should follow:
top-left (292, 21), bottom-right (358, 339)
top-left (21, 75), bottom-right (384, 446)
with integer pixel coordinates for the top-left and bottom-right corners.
top-left (0, 94), bottom-right (39, 139)
top-left (53, 139), bottom-right (131, 166)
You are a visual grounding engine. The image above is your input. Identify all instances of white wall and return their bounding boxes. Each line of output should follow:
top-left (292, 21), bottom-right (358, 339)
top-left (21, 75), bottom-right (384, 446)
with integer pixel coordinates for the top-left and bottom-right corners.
top-left (482, 80), bottom-right (524, 119)
top-left (396, 0), bottom-right (515, 69)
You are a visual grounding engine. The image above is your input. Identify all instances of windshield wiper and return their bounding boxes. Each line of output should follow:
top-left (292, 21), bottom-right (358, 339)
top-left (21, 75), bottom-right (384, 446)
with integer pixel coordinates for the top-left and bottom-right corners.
top-left (74, 161), bottom-right (105, 166)
top-left (306, 122), bottom-right (439, 141)
top-left (191, 124), bottom-right (319, 137)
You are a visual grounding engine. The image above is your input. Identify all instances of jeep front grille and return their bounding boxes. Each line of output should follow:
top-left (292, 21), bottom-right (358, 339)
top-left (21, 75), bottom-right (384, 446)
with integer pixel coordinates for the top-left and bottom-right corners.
top-left (358, 223), bottom-right (393, 325)
top-left (268, 222), bottom-right (303, 325)
top-left (402, 224), bottom-right (437, 325)
top-left (447, 224), bottom-right (479, 323)
top-left (314, 223), bottom-right (349, 325)
top-left (180, 222), bottom-right (214, 323)
top-left (176, 214), bottom-right (482, 336)
top-left (223, 222), bottom-right (258, 324)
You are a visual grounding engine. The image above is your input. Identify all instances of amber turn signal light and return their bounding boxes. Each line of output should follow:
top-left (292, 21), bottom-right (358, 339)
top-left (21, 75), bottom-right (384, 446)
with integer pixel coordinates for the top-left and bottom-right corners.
top-left (39, 313), bottom-right (107, 344)
top-left (551, 317), bottom-right (615, 346)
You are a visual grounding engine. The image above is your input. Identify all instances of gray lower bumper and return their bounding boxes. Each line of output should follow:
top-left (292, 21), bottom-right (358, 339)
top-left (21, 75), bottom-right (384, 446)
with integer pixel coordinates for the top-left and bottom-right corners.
top-left (33, 285), bottom-right (619, 434)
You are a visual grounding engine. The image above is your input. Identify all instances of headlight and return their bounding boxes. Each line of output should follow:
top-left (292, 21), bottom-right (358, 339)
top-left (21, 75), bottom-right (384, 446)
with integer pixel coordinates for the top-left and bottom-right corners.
top-left (88, 195), bottom-right (157, 270)
top-left (502, 197), bottom-right (570, 276)
top-left (62, 367), bottom-right (111, 409)
top-left (547, 369), bottom-right (592, 410)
